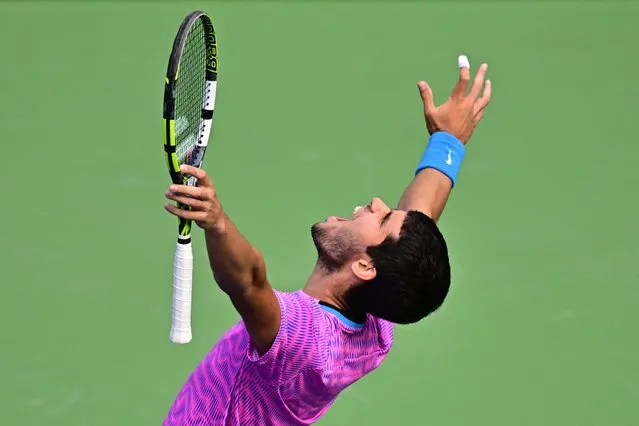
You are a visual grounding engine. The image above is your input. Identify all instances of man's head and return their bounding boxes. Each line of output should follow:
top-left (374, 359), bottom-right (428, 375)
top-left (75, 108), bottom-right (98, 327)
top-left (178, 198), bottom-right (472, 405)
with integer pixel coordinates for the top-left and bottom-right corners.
top-left (311, 198), bottom-right (451, 324)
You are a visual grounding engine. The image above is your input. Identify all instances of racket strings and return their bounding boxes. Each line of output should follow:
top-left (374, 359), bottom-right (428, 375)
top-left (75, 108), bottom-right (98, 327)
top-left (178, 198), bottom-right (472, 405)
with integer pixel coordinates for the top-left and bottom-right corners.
top-left (174, 19), bottom-right (207, 165)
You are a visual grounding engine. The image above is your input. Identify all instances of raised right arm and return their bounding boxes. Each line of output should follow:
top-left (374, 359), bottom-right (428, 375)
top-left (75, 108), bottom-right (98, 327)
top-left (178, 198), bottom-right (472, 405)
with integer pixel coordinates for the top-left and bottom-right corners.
top-left (165, 165), bottom-right (281, 355)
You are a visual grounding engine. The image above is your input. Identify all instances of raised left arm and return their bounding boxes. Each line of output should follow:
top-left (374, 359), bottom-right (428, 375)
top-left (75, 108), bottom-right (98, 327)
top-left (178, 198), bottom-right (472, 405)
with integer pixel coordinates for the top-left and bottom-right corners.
top-left (398, 55), bottom-right (491, 221)
top-left (398, 167), bottom-right (452, 222)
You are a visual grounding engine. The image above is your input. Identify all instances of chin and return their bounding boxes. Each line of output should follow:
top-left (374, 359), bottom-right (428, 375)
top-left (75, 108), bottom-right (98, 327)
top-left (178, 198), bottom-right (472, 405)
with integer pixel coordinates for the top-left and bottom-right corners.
top-left (310, 224), bottom-right (357, 273)
top-left (310, 224), bottom-right (332, 258)
top-left (311, 222), bottom-right (327, 244)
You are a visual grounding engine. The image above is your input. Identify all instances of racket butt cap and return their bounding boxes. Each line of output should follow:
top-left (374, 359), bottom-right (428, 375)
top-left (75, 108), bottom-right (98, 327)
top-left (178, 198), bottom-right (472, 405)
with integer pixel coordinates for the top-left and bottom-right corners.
top-left (170, 330), bottom-right (192, 344)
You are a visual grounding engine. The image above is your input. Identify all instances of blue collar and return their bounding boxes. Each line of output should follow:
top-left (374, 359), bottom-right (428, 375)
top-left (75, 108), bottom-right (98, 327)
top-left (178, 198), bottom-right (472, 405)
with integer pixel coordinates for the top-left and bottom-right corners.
top-left (319, 302), bottom-right (365, 329)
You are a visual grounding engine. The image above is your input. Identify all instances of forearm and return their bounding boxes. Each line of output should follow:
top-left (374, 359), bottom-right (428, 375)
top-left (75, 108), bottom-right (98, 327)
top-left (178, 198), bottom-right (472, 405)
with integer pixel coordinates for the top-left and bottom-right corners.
top-left (205, 211), bottom-right (266, 297)
top-left (398, 132), bottom-right (465, 222)
top-left (398, 168), bottom-right (452, 222)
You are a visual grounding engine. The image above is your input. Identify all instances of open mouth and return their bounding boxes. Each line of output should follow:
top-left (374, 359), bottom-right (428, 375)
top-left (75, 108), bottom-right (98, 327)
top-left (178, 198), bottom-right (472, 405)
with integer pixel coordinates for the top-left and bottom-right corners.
top-left (325, 206), bottom-right (365, 223)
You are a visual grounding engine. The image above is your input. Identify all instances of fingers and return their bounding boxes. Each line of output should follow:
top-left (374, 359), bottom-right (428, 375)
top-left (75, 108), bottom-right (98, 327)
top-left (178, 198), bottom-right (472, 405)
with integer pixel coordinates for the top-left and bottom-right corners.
top-left (164, 202), bottom-right (208, 222)
top-left (417, 81), bottom-right (436, 115)
top-left (451, 55), bottom-right (471, 100)
top-left (165, 179), bottom-right (214, 210)
top-left (474, 79), bottom-right (492, 113)
top-left (164, 166), bottom-right (218, 224)
top-left (179, 164), bottom-right (214, 188)
top-left (165, 191), bottom-right (209, 210)
top-left (167, 183), bottom-right (209, 199)
top-left (468, 63), bottom-right (488, 101)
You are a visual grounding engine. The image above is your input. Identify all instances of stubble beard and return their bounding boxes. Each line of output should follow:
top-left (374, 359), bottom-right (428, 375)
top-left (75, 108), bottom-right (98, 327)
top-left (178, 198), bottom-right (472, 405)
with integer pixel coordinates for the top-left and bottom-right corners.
top-left (311, 223), bottom-right (357, 273)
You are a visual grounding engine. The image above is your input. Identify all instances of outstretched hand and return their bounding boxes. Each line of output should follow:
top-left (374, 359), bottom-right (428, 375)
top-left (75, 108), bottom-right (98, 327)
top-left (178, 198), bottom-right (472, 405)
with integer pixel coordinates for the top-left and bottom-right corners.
top-left (417, 55), bottom-right (492, 144)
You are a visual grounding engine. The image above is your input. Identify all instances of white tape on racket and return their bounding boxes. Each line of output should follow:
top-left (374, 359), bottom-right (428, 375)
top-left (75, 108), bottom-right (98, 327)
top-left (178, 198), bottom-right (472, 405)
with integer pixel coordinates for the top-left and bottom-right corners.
top-left (170, 240), bottom-right (193, 344)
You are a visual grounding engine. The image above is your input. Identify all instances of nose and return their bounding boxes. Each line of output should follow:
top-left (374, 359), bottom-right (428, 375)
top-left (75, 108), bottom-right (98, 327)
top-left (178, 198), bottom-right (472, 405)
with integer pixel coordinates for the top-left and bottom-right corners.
top-left (370, 197), bottom-right (389, 213)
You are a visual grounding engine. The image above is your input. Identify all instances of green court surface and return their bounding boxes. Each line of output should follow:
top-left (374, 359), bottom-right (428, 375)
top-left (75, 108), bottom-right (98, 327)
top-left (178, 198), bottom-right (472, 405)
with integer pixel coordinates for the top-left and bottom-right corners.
top-left (1, 1), bottom-right (638, 425)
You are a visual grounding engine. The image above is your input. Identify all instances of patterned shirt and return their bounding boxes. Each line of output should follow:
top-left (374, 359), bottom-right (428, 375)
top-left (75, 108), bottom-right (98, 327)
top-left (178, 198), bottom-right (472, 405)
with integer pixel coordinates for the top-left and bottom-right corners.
top-left (164, 290), bottom-right (395, 425)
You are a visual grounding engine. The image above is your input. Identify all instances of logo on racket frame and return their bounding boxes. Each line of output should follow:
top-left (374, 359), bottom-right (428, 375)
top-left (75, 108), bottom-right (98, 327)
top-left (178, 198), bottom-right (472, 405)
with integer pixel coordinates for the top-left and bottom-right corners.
top-left (203, 19), bottom-right (218, 74)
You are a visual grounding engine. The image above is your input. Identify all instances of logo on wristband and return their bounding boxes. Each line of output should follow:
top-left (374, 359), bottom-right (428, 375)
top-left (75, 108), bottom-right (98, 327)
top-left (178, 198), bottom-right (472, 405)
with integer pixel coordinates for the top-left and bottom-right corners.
top-left (445, 150), bottom-right (452, 166)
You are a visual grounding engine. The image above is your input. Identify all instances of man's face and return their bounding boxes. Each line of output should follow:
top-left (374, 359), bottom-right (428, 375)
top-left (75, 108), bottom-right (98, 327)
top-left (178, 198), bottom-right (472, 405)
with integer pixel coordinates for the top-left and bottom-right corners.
top-left (311, 198), bottom-right (407, 271)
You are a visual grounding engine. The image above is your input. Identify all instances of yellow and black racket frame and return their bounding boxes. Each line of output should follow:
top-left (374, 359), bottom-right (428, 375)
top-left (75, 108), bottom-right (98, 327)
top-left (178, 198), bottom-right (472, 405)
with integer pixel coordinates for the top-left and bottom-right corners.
top-left (162, 11), bottom-right (218, 238)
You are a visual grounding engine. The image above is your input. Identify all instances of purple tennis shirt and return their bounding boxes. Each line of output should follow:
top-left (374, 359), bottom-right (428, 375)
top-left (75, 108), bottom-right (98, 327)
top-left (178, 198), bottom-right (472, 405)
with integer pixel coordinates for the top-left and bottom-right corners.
top-left (163, 289), bottom-right (395, 425)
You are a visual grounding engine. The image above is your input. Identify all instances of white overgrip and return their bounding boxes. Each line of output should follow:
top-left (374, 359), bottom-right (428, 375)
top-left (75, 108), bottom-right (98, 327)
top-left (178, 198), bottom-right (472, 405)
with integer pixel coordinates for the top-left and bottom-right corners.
top-left (169, 240), bottom-right (194, 344)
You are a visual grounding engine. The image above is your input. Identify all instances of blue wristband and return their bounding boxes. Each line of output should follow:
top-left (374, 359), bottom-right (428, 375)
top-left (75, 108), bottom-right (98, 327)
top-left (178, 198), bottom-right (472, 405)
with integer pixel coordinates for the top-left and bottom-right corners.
top-left (415, 132), bottom-right (466, 187)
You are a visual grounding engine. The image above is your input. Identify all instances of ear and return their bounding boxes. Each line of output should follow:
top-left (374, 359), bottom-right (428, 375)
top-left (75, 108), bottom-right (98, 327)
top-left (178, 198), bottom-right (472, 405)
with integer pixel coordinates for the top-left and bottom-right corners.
top-left (351, 257), bottom-right (377, 281)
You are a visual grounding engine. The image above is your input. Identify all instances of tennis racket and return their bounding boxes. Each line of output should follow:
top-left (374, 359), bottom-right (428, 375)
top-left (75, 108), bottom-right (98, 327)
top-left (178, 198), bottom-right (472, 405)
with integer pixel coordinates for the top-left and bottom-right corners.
top-left (162, 10), bottom-right (218, 344)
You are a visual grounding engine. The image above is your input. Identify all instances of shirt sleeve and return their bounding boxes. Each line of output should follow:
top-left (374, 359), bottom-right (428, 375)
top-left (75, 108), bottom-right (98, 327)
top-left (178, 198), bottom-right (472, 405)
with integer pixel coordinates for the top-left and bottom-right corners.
top-left (245, 291), bottom-right (324, 385)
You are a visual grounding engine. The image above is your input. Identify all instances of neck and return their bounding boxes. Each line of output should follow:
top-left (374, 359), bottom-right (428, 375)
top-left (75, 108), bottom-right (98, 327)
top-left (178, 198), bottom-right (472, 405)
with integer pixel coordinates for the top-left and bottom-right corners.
top-left (302, 262), bottom-right (353, 311)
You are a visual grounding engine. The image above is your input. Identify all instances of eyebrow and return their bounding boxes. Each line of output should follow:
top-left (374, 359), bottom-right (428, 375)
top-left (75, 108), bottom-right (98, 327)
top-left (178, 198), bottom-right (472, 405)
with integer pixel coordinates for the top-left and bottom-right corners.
top-left (380, 210), bottom-right (393, 227)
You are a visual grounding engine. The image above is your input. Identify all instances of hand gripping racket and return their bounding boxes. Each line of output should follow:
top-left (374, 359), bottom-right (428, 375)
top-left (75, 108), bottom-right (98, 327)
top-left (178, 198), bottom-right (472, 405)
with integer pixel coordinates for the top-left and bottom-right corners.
top-left (162, 11), bottom-right (218, 344)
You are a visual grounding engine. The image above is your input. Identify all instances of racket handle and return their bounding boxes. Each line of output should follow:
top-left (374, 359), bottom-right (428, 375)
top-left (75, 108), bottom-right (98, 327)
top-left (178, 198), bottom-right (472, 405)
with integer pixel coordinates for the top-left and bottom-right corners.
top-left (170, 240), bottom-right (193, 344)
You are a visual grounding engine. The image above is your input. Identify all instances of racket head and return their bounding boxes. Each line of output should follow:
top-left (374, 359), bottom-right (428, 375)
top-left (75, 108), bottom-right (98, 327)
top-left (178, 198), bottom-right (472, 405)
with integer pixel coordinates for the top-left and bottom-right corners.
top-left (163, 10), bottom-right (218, 238)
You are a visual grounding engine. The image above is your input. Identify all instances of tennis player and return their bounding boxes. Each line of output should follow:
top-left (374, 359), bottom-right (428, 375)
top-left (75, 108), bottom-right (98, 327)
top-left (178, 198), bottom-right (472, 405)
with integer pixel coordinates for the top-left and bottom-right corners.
top-left (163, 56), bottom-right (491, 425)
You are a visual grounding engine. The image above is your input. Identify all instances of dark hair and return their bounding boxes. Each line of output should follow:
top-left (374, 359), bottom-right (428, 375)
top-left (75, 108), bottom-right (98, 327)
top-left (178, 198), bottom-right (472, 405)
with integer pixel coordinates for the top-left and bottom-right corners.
top-left (347, 210), bottom-right (451, 324)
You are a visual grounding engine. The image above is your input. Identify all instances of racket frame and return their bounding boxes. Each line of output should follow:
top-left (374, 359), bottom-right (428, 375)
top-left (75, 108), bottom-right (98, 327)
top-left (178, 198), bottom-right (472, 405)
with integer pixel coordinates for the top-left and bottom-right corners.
top-left (162, 10), bottom-right (218, 344)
